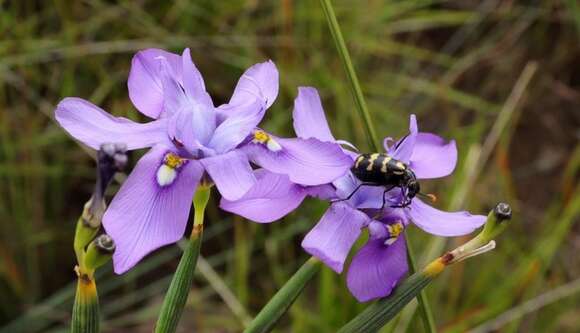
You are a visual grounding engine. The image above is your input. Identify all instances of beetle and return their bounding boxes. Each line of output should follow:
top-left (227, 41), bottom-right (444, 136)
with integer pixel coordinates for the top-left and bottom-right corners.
top-left (335, 137), bottom-right (434, 210)
top-left (334, 153), bottom-right (419, 209)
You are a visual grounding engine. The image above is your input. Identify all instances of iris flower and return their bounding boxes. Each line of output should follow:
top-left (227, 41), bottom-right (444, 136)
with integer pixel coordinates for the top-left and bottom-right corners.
top-left (55, 49), bottom-right (351, 274)
top-left (223, 87), bottom-right (486, 301)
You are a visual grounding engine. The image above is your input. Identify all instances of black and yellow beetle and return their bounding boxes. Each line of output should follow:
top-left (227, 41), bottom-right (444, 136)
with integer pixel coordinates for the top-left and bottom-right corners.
top-left (335, 136), bottom-right (435, 209)
top-left (349, 152), bottom-right (420, 208)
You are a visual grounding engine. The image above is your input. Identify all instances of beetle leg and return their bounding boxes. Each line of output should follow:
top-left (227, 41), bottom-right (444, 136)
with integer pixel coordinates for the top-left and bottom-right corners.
top-left (331, 182), bottom-right (381, 204)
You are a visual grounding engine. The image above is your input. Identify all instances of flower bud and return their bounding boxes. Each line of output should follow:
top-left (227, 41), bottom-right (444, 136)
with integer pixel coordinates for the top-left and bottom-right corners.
top-left (494, 202), bottom-right (512, 222)
top-left (84, 234), bottom-right (116, 271)
top-left (478, 202), bottom-right (512, 243)
top-left (84, 143), bottom-right (128, 228)
top-left (95, 143), bottom-right (128, 197)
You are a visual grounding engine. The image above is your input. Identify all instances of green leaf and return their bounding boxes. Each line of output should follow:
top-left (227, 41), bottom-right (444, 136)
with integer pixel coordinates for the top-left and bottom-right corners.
top-left (243, 257), bottom-right (321, 333)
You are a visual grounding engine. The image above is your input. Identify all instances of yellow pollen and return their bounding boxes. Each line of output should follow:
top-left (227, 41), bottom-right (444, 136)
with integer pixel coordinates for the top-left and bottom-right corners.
top-left (164, 153), bottom-right (184, 169)
top-left (388, 222), bottom-right (404, 238)
top-left (253, 130), bottom-right (270, 144)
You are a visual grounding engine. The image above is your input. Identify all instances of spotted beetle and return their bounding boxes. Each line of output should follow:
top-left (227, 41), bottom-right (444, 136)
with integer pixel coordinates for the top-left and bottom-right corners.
top-left (336, 137), bottom-right (434, 209)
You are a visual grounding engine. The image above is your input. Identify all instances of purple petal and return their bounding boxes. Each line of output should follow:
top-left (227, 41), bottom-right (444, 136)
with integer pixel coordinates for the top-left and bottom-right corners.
top-left (208, 99), bottom-right (264, 153)
top-left (228, 60), bottom-right (279, 109)
top-left (55, 98), bottom-right (168, 150)
top-left (128, 48), bottom-right (182, 119)
top-left (405, 199), bottom-right (486, 237)
top-left (409, 133), bottom-right (457, 179)
top-left (305, 184), bottom-right (337, 201)
top-left (292, 87), bottom-right (335, 142)
top-left (347, 236), bottom-right (408, 302)
top-left (333, 172), bottom-right (384, 209)
top-left (243, 137), bottom-right (352, 186)
top-left (103, 146), bottom-right (203, 274)
top-left (301, 202), bottom-right (369, 273)
top-left (156, 57), bottom-right (216, 146)
top-left (181, 48), bottom-right (212, 106)
top-left (200, 150), bottom-right (256, 201)
top-left (390, 114), bottom-right (418, 163)
top-left (220, 170), bottom-right (307, 223)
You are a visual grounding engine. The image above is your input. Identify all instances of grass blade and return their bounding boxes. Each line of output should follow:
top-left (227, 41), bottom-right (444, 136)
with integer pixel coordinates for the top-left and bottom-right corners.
top-left (319, 0), bottom-right (379, 151)
top-left (243, 257), bottom-right (321, 333)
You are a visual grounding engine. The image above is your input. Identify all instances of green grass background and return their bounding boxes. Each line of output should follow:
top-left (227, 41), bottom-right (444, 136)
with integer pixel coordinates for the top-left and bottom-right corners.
top-left (0, 0), bottom-right (579, 332)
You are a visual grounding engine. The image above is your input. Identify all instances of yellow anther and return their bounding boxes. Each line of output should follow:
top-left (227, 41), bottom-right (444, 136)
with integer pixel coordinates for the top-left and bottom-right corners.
top-left (164, 153), bottom-right (184, 169)
top-left (388, 222), bottom-right (404, 238)
top-left (253, 130), bottom-right (270, 144)
top-left (253, 130), bottom-right (282, 152)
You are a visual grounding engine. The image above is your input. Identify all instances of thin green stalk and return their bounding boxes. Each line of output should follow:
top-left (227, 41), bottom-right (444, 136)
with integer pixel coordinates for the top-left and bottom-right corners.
top-left (405, 233), bottom-right (437, 332)
top-left (339, 272), bottom-right (433, 333)
top-left (154, 186), bottom-right (211, 333)
top-left (71, 275), bottom-right (100, 333)
top-left (243, 257), bottom-right (322, 333)
top-left (319, 0), bottom-right (379, 151)
top-left (319, 0), bottom-right (435, 330)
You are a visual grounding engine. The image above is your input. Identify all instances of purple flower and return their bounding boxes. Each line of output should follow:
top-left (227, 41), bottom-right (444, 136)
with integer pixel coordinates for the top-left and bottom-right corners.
top-left (55, 50), bottom-right (351, 274)
top-left (223, 87), bottom-right (486, 302)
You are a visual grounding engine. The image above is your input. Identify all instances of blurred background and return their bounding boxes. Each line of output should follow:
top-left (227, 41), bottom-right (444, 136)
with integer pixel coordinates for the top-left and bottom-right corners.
top-left (0, 0), bottom-right (579, 332)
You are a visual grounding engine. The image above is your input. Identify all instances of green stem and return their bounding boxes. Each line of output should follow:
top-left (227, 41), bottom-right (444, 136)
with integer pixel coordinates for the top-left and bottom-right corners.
top-left (338, 272), bottom-right (433, 333)
top-left (405, 234), bottom-right (437, 333)
top-left (319, 0), bottom-right (379, 151)
top-left (320, 0), bottom-right (435, 328)
top-left (71, 274), bottom-right (100, 333)
top-left (243, 257), bottom-right (322, 333)
top-left (154, 186), bottom-right (211, 333)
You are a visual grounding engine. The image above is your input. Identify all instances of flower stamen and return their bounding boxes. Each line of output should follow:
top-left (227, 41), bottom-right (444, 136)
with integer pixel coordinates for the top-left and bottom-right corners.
top-left (384, 221), bottom-right (404, 245)
top-left (156, 153), bottom-right (186, 187)
top-left (252, 130), bottom-right (282, 152)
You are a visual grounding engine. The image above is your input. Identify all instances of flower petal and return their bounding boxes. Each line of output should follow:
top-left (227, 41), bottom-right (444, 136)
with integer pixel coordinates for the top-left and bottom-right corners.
top-left (200, 150), bottom-right (256, 201)
top-left (242, 137), bottom-right (352, 186)
top-left (409, 133), bottom-right (457, 179)
top-left (208, 99), bottom-right (264, 153)
top-left (153, 58), bottom-right (216, 147)
top-left (181, 48), bottom-right (212, 107)
top-left (305, 184), bottom-right (337, 201)
top-left (347, 236), bottom-right (408, 302)
top-left (103, 146), bottom-right (203, 274)
top-left (228, 60), bottom-right (279, 109)
top-left (301, 202), bottom-right (369, 273)
top-left (55, 97), bottom-right (168, 150)
top-left (292, 87), bottom-right (335, 142)
top-left (390, 114), bottom-right (418, 163)
top-left (220, 170), bottom-right (307, 223)
top-left (128, 48), bottom-right (182, 119)
top-left (406, 199), bottom-right (486, 236)
top-left (333, 172), bottom-right (385, 209)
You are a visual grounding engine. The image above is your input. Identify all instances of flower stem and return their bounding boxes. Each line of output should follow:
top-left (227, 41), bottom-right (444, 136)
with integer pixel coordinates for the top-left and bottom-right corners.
top-left (154, 186), bottom-right (211, 333)
top-left (319, 0), bottom-right (379, 151)
top-left (405, 233), bottom-right (437, 333)
top-left (319, 0), bottom-right (434, 328)
top-left (71, 273), bottom-right (100, 333)
top-left (243, 257), bottom-right (322, 333)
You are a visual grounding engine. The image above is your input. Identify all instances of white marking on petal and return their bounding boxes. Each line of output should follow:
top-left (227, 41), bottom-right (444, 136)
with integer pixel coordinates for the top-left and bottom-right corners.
top-left (156, 164), bottom-right (177, 186)
top-left (266, 138), bottom-right (282, 152)
top-left (384, 237), bottom-right (397, 246)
